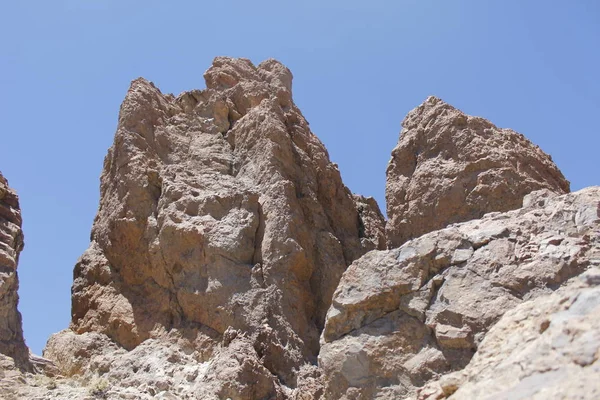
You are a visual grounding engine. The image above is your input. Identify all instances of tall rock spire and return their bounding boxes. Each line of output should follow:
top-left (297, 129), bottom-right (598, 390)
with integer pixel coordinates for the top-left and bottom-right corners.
top-left (0, 172), bottom-right (29, 370)
top-left (61, 57), bottom-right (384, 392)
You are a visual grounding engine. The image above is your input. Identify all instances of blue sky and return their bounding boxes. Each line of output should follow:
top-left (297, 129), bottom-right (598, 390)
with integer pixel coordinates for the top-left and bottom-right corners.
top-left (1, 1), bottom-right (598, 354)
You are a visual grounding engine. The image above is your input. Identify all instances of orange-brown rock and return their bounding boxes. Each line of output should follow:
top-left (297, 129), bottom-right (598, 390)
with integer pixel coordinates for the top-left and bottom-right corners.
top-left (385, 96), bottom-right (570, 248)
top-left (61, 57), bottom-right (379, 389)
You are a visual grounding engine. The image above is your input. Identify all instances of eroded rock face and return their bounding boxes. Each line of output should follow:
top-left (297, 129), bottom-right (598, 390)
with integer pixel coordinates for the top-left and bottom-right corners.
top-left (385, 96), bottom-right (570, 248)
top-left (354, 195), bottom-right (386, 253)
top-left (0, 172), bottom-right (28, 369)
top-left (60, 57), bottom-right (379, 388)
top-left (320, 187), bottom-right (600, 399)
top-left (417, 267), bottom-right (600, 400)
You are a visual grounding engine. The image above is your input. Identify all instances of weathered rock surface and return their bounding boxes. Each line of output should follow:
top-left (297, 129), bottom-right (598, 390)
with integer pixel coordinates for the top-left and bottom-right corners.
top-left (417, 266), bottom-right (600, 400)
top-left (0, 172), bottom-right (28, 369)
top-left (353, 195), bottom-right (386, 253)
top-left (51, 57), bottom-right (379, 392)
top-left (320, 187), bottom-right (600, 399)
top-left (385, 96), bottom-right (570, 248)
top-left (3, 59), bottom-right (596, 400)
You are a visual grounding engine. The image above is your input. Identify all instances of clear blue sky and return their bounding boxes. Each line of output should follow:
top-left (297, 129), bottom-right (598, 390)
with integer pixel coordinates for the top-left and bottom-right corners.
top-left (1, 1), bottom-right (598, 355)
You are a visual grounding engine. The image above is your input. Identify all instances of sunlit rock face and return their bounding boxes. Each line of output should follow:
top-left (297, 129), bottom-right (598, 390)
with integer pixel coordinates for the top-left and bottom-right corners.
top-left (52, 57), bottom-right (382, 395)
top-left (385, 96), bottom-right (570, 249)
top-left (30, 60), bottom-right (598, 400)
top-left (320, 187), bottom-right (600, 399)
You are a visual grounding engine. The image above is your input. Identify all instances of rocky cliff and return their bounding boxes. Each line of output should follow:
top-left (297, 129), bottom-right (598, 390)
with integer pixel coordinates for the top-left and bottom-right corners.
top-left (1, 58), bottom-right (598, 400)
top-left (45, 57), bottom-right (385, 398)
top-left (0, 172), bottom-right (28, 369)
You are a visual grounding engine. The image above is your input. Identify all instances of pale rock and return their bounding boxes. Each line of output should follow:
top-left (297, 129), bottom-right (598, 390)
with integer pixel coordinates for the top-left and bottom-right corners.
top-left (417, 267), bottom-right (600, 400)
top-left (320, 187), bottom-right (600, 399)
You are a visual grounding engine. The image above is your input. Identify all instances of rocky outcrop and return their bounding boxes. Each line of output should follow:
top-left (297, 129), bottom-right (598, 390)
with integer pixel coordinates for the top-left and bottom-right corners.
top-left (0, 172), bottom-right (28, 369)
top-left (416, 267), bottom-right (600, 400)
top-left (354, 195), bottom-right (386, 253)
top-left (320, 187), bottom-right (600, 399)
top-left (2, 58), bottom-right (593, 399)
top-left (385, 96), bottom-right (570, 248)
top-left (51, 57), bottom-right (380, 391)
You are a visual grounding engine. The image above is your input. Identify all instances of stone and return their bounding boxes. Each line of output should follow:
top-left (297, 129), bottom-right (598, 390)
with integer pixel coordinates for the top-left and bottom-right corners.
top-left (2, 58), bottom-right (597, 399)
top-left (0, 172), bottom-right (29, 370)
top-left (320, 187), bottom-right (600, 399)
top-left (51, 57), bottom-right (380, 393)
top-left (417, 267), bottom-right (600, 400)
top-left (385, 96), bottom-right (570, 248)
top-left (353, 195), bottom-right (386, 252)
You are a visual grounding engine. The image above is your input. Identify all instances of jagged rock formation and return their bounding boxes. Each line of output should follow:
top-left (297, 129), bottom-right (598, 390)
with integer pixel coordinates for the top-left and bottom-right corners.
top-left (320, 187), bottom-right (600, 399)
top-left (353, 195), bottom-right (386, 253)
top-left (0, 172), bottom-right (28, 369)
top-left (47, 57), bottom-right (382, 396)
top-left (2, 59), bottom-right (597, 400)
top-left (416, 267), bottom-right (600, 400)
top-left (385, 96), bottom-right (570, 248)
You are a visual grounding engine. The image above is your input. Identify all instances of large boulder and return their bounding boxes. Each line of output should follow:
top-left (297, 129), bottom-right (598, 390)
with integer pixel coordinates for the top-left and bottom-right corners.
top-left (385, 96), bottom-right (570, 248)
top-left (0, 172), bottom-right (28, 370)
top-left (417, 266), bottom-right (600, 400)
top-left (320, 187), bottom-right (600, 399)
top-left (51, 57), bottom-right (382, 390)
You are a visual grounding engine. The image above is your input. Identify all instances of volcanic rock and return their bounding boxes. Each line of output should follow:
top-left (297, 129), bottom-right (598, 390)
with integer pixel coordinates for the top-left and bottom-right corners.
top-left (417, 266), bottom-right (600, 400)
top-left (385, 96), bottom-right (570, 248)
top-left (320, 187), bottom-right (600, 399)
top-left (50, 57), bottom-right (379, 391)
top-left (0, 172), bottom-right (28, 369)
top-left (353, 194), bottom-right (386, 252)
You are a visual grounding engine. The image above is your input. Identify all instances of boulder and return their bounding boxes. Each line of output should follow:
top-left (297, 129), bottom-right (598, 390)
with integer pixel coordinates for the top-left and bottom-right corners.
top-left (385, 96), bottom-right (570, 248)
top-left (320, 187), bottom-right (600, 399)
top-left (417, 267), bottom-right (600, 400)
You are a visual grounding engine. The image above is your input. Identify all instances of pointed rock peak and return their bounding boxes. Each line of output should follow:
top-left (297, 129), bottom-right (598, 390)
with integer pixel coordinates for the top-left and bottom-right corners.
top-left (124, 77), bottom-right (166, 99)
top-left (258, 59), bottom-right (293, 93)
top-left (386, 97), bottom-right (570, 248)
top-left (203, 56), bottom-right (294, 93)
top-left (117, 77), bottom-right (173, 139)
top-left (125, 77), bottom-right (164, 99)
top-left (204, 56), bottom-right (261, 90)
top-left (55, 55), bottom-right (372, 394)
top-left (402, 95), bottom-right (466, 131)
top-left (425, 95), bottom-right (443, 105)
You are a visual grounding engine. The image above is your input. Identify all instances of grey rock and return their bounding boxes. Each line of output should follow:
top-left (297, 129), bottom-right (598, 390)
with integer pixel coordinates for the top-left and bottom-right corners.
top-left (320, 187), bottom-right (600, 399)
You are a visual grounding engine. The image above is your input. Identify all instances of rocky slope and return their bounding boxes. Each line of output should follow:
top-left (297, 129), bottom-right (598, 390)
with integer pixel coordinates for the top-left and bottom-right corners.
top-left (320, 187), bottom-right (599, 399)
top-left (385, 96), bottom-right (570, 248)
top-left (1, 59), bottom-right (598, 400)
top-left (0, 172), bottom-right (28, 370)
